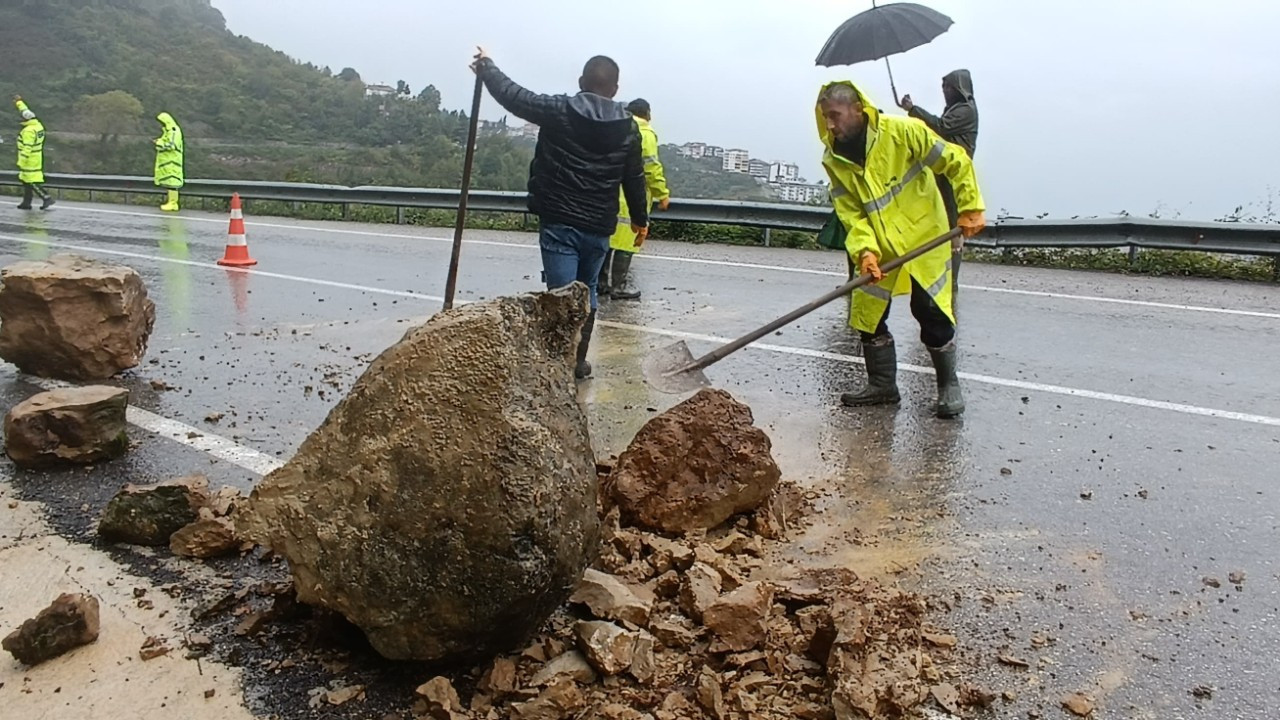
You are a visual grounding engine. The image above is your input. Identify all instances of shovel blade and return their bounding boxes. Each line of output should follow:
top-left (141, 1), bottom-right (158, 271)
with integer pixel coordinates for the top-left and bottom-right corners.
top-left (642, 341), bottom-right (712, 395)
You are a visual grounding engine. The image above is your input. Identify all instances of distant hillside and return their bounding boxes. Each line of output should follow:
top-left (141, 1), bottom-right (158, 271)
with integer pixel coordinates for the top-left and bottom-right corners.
top-left (658, 147), bottom-right (776, 202)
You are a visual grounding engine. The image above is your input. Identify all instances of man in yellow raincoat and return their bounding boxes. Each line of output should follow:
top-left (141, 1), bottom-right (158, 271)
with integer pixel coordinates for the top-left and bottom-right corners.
top-left (13, 95), bottom-right (54, 211)
top-left (817, 81), bottom-right (985, 419)
top-left (601, 98), bottom-right (670, 300)
top-left (154, 112), bottom-right (184, 212)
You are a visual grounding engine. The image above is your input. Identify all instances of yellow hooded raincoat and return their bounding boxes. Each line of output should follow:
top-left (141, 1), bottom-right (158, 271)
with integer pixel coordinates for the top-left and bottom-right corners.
top-left (610, 117), bottom-right (669, 253)
top-left (154, 112), bottom-right (185, 189)
top-left (817, 82), bottom-right (983, 333)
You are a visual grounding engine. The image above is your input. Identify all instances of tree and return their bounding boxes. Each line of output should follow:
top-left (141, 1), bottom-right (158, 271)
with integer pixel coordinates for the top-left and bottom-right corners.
top-left (417, 84), bottom-right (441, 114)
top-left (74, 90), bottom-right (144, 143)
top-left (396, 79), bottom-right (411, 97)
top-left (337, 67), bottom-right (362, 82)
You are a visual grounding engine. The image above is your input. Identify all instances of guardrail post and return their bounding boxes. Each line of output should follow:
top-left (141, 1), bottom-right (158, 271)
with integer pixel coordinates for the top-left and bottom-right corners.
top-left (763, 227), bottom-right (772, 247)
top-left (342, 203), bottom-right (349, 220)
top-left (1128, 245), bottom-right (1139, 268)
top-left (1272, 256), bottom-right (1280, 283)
top-left (291, 201), bottom-right (301, 215)
top-left (88, 190), bottom-right (94, 202)
top-left (124, 192), bottom-right (131, 206)
top-left (396, 206), bottom-right (406, 225)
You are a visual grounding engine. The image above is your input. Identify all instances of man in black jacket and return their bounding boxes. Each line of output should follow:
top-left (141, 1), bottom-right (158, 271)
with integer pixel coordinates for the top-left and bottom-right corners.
top-left (472, 49), bottom-right (650, 380)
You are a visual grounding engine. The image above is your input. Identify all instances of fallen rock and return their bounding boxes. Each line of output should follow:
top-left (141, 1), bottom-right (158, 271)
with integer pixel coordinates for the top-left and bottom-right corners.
top-left (415, 677), bottom-right (464, 720)
top-left (931, 683), bottom-right (960, 715)
top-left (209, 486), bottom-right (243, 517)
top-left (629, 631), bottom-right (657, 684)
top-left (238, 286), bottom-right (597, 662)
top-left (170, 516), bottom-right (239, 558)
top-left (696, 667), bottom-right (727, 719)
top-left (99, 475), bottom-right (209, 546)
top-left (1062, 692), bottom-right (1094, 716)
top-left (569, 569), bottom-right (652, 627)
top-left (2, 593), bottom-right (100, 665)
top-left (529, 650), bottom-right (597, 687)
top-left (3, 386), bottom-right (129, 469)
top-left (650, 615), bottom-right (699, 649)
top-left (704, 581), bottom-right (773, 652)
top-left (828, 589), bottom-right (930, 719)
top-left (678, 562), bottom-right (723, 622)
top-left (0, 254), bottom-right (156, 380)
top-left (610, 388), bottom-right (781, 533)
top-left (575, 620), bottom-right (635, 676)
top-left (325, 684), bottom-right (366, 706)
top-left (511, 678), bottom-right (585, 720)
top-left (478, 656), bottom-right (518, 695)
top-left (139, 636), bottom-right (171, 660)
top-left (1228, 571), bottom-right (1246, 585)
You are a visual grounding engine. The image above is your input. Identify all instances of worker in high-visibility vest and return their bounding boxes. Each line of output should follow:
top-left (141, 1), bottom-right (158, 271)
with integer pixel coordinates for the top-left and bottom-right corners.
top-left (817, 81), bottom-right (985, 419)
top-left (600, 98), bottom-right (670, 300)
top-left (13, 95), bottom-right (54, 211)
top-left (154, 112), bottom-right (184, 212)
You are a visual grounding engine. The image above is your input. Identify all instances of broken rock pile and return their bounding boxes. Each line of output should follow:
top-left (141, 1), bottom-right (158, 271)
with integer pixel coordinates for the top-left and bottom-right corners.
top-left (0, 254), bottom-right (155, 380)
top-left (239, 285), bottom-right (599, 662)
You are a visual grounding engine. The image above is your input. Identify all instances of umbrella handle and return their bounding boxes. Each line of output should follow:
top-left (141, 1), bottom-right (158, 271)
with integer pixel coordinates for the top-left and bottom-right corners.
top-left (884, 56), bottom-right (900, 107)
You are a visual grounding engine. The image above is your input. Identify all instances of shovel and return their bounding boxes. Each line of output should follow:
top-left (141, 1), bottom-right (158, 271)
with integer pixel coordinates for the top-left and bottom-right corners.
top-left (642, 227), bottom-right (961, 394)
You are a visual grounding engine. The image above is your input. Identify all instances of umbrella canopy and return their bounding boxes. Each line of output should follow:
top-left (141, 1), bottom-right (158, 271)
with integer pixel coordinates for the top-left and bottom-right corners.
top-left (815, 2), bottom-right (953, 106)
top-left (816, 2), bottom-right (953, 67)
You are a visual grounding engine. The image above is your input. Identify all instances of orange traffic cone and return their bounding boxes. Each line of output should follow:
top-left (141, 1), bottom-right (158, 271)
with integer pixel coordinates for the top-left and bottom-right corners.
top-left (217, 193), bottom-right (258, 267)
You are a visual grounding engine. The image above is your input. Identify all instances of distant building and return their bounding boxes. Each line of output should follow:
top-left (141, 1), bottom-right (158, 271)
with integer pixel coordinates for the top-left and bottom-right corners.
top-left (772, 182), bottom-right (827, 204)
top-left (679, 142), bottom-right (708, 158)
top-left (707, 146), bottom-right (725, 158)
top-left (517, 122), bottom-right (540, 139)
top-left (723, 148), bottom-right (750, 173)
top-left (769, 162), bottom-right (800, 184)
top-left (748, 159), bottom-right (770, 178)
top-left (364, 83), bottom-right (397, 98)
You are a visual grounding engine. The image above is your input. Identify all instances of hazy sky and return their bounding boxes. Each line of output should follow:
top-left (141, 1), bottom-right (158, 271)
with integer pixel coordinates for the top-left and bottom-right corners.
top-left (211, 0), bottom-right (1280, 220)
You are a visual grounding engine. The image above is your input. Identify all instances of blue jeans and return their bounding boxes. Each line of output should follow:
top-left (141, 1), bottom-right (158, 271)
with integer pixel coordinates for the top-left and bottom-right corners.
top-left (539, 223), bottom-right (611, 310)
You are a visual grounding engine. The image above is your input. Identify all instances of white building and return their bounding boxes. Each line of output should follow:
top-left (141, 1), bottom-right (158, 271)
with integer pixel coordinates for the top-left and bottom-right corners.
top-left (769, 162), bottom-right (800, 184)
top-left (722, 148), bottom-right (750, 173)
top-left (364, 83), bottom-right (397, 98)
top-left (707, 145), bottom-right (725, 158)
top-left (748, 159), bottom-right (770, 178)
top-left (679, 142), bottom-right (707, 158)
top-left (772, 182), bottom-right (826, 204)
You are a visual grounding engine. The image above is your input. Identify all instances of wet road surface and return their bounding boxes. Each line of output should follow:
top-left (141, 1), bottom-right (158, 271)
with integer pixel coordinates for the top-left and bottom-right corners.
top-left (1, 201), bottom-right (1277, 718)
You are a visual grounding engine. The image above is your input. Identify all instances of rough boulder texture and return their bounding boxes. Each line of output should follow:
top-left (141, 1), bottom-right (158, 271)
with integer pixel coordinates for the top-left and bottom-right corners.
top-left (238, 285), bottom-right (598, 662)
top-left (99, 475), bottom-right (210, 546)
top-left (0, 254), bottom-right (156, 380)
top-left (2, 593), bottom-right (100, 666)
top-left (610, 389), bottom-right (781, 533)
top-left (4, 386), bottom-right (129, 469)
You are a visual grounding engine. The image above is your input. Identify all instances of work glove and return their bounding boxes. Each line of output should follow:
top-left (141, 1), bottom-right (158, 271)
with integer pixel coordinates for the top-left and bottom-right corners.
top-left (858, 251), bottom-right (883, 282)
top-left (658, 197), bottom-right (670, 211)
top-left (955, 210), bottom-right (986, 251)
top-left (632, 224), bottom-right (649, 248)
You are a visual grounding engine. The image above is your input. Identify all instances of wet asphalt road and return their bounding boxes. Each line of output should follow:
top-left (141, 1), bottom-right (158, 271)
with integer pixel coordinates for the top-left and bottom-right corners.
top-left (1, 201), bottom-right (1277, 718)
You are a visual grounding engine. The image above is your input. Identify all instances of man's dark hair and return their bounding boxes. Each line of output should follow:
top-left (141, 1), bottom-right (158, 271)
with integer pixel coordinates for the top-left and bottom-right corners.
top-left (626, 98), bottom-right (651, 119)
top-left (580, 55), bottom-right (620, 94)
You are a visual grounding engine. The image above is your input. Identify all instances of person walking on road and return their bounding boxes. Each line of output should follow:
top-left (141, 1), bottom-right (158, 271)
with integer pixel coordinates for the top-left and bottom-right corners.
top-left (154, 112), bottom-right (184, 212)
top-left (13, 95), bottom-right (53, 211)
top-left (817, 81), bottom-right (985, 418)
top-left (471, 48), bottom-right (650, 380)
top-left (600, 98), bottom-right (670, 301)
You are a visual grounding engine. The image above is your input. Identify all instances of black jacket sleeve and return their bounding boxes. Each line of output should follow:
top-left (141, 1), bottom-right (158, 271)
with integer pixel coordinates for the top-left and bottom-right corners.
top-left (621, 124), bottom-right (649, 227)
top-left (909, 104), bottom-right (976, 143)
top-left (475, 59), bottom-right (560, 127)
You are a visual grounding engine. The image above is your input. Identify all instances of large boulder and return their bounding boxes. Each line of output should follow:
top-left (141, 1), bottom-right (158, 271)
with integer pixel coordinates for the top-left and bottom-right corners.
top-left (4, 386), bottom-right (129, 468)
top-left (238, 285), bottom-right (598, 662)
top-left (0, 254), bottom-right (156, 380)
top-left (610, 389), bottom-right (781, 533)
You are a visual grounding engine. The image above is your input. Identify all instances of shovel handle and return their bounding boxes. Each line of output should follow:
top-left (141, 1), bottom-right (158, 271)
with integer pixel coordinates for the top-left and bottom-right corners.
top-left (680, 228), bottom-right (961, 374)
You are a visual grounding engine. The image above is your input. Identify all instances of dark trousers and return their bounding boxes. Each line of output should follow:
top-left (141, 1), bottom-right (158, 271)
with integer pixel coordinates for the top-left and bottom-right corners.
top-left (938, 176), bottom-right (963, 297)
top-left (847, 254), bottom-right (954, 348)
top-left (19, 183), bottom-right (49, 205)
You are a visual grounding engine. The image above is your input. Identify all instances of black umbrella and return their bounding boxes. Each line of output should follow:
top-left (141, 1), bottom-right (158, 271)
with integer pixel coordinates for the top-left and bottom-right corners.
top-left (816, 1), bottom-right (953, 106)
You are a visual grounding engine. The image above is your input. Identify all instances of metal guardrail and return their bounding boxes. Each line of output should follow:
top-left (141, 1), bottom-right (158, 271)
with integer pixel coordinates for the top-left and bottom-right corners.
top-left (3, 171), bottom-right (1279, 260)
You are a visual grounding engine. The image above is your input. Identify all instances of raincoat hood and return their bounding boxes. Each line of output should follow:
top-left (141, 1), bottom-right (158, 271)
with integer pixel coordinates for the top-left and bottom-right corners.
top-left (157, 112), bottom-right (176, 128)
top-left (20, 110), bottom-right (35, 121)
top-left (942, 69), bottom-right (974, 103)
top-left (815, 81), bottom-right (879, 152)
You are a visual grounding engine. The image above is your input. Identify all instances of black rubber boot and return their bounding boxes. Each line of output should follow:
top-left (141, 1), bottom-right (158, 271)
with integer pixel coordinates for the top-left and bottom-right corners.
top-left (40, 194), bottom-right (55, 211)
top-left (16, 186), bottom-right (33, 210)
top-left (841, 340), bottom-right (901, 406)
top-left (574, 310), bottom-right (596, 380)
top-left (928, 340), bottom-right (965, 419)
top-left (611, 251), bottom-right (640, 300)
top-left (597, 250), bottom-right (613, 299)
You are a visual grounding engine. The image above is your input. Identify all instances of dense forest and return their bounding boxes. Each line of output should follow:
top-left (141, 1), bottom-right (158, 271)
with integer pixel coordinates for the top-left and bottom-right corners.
top-left (0, 0), bottom-right (769, 198)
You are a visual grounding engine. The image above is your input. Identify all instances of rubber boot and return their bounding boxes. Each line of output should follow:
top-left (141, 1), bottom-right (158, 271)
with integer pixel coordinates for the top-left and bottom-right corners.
top-left (611, 250), bottom-right (641, 300)
top-left (40, 191), bottom-right (55, 211)
top-left (841, 340), bottom-right (901, 407)
top-left (597, 250), bottom-right (613, 299)
top-left (16, 186), bottom-right (33, 210)
top-left (574, 310), bottom-right (596, 380)
top-left (928, 340), bottom-right (965, 419)
top-left (160, 190), bottom-right (180, 212)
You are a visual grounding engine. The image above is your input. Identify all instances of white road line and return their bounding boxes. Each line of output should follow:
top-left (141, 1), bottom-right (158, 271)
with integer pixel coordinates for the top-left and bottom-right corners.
top-left (23, 377), bottom-right (284, 476)
top-left (51, 204), bottom-right (1280, 320)
top-left (4, 232), bottom-right (1279, 428)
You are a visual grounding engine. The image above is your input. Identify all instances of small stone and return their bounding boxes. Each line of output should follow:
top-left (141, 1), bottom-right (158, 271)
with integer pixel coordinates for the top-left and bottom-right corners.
top-left (204, 412), bottom-right (224, 424)
top-left (2, 593), bottom-right (100, 665)
top-left (139, 636), bottom-right (170, 661)
top-left (704, 582), bottom-right (772, 652)
top-left (414, 677), bottom-right (463, 720)
top-left (204, 689), bottom-right (216, 699)
top-left (529, 650), bottom-right (597, 687)
top-left (678, 562), bottom-right (723, 622)
top-left (575, 621), bottom-right (635, 676)
top-left (569, 569), bottom-right (653, 627)
top-left (931, 683), bottom-right (960, 715)
top-left (1000, 467), bottom-right (1013, 476)
top-left (998, 654), bottom-right (1031, 669)
top-left (185, 634), bottom-right (213, 650)
top-left (1228, 571), bottom-right (1246, 585)
top-left (696, 668), bottom-right (726, 719)
top-left (511, 678), bottom-right (584, 720)
top-left (234, 612), bottom-right (267, 637)
top-left (479, 656), bottom-right (517, 695)
top-left (99, 475), bottom-right (210, 546)
top-left (1062, 693), bottom-right (1094, 716)
top-left (1202, 577), bottom-right (1221, 589)
top-left (629, 632), bottom-right (657, 684)
top-left (325, 684), bottom-right (365, 706)
top-left (171, 517), bottom-right (239, 558)
top-left (650, 615), bottom-right (698, 649)
top-left (1080, 490), bottom-right (1094, 500)
top-left (209, 487), bottom-right (243, 518)
top-left (1191, 685), bottom-right (1213, 699)
top-left (922, 632), bottom-right (957, 649)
